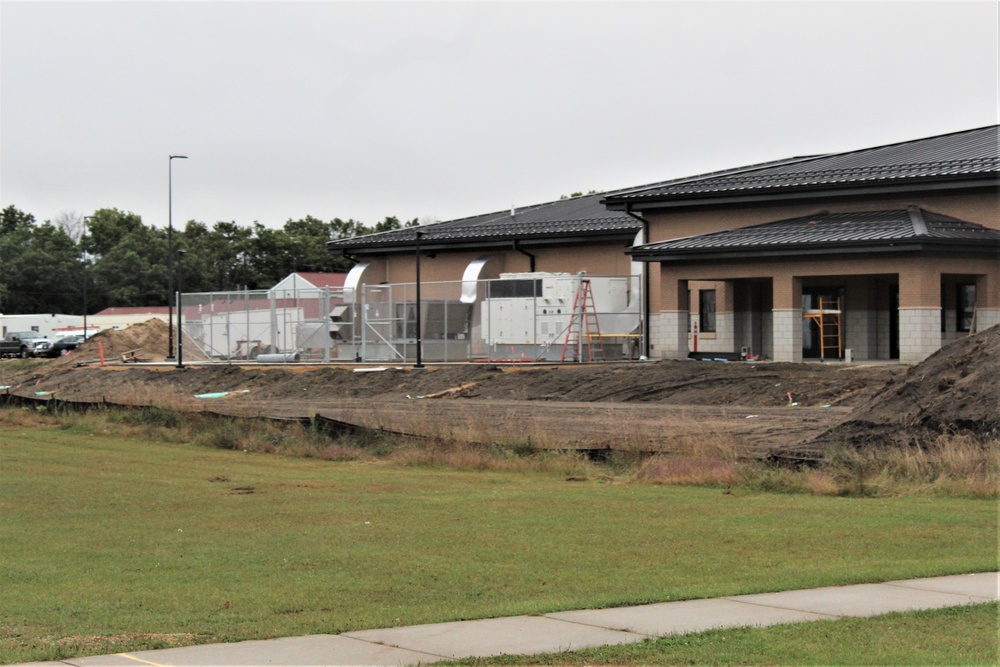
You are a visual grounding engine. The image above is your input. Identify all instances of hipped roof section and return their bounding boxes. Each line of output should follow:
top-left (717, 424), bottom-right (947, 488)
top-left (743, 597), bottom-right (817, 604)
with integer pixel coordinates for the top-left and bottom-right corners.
top-left (605, 125), bottom-right (1000, 209)
top-left (629, 207), bottom-right (1000, 262)
top-left (327, 192), bottom-right (641, 255)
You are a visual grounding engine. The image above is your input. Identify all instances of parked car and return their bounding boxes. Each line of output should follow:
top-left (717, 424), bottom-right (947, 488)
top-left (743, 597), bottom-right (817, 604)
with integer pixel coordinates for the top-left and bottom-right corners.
top-left (47, 335), bottom-right (85, 357)
top-left (31, 339), bottom-right (54, 357)
top-left (0, 332), bottom-right (46, 358)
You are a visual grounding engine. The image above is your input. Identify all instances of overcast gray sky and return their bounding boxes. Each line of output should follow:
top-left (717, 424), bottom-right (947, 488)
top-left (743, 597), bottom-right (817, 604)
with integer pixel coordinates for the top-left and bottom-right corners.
top-left (2, 1), bottom-right (997, 231)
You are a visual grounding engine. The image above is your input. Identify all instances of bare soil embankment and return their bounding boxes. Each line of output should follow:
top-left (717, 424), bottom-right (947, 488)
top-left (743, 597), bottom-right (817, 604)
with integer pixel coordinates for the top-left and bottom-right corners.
top-left (4, 319), bottom-right (998, 456)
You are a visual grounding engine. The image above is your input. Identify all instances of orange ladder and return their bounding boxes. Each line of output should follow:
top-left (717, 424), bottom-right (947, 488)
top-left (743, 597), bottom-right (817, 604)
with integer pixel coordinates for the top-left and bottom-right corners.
top-left (560, 279), bottom-right (606, 362)
top-left (803, 297), bottom-right (843, 360)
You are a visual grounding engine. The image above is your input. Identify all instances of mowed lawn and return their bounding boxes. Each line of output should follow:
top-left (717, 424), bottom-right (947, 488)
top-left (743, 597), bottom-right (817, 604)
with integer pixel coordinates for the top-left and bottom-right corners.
top-left (1, 418), bottom-right (997, 663)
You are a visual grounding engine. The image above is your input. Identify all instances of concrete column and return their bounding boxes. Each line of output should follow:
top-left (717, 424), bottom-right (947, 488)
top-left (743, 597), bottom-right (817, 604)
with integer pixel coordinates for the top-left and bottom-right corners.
top-left (772, 275), bottom-right (802, 362)
top-left (649, 271), bottom-right (689, 359)
top-left (715, 281), bottom-right (736, 352)
top-left (898, 267), bottom-right (941, 363)
top-left (974, 272), bottom-right (1000, 332)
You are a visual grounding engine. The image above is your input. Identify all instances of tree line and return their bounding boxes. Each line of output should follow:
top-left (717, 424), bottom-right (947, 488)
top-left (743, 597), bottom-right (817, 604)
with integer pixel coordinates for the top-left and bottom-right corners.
top-left (0, 205), bottom-right (417, 315)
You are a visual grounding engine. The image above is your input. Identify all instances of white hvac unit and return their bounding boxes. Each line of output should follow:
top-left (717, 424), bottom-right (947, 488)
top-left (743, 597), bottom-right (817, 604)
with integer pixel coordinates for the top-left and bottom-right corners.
top-left (481, 272), bottom-right (632, 348)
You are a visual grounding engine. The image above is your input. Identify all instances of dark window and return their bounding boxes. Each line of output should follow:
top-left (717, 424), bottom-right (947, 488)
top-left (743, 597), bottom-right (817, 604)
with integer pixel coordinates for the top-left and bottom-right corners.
top-left (699, 290), bottom-right (716, 333)
top-left (489, 279), bottom-right (542, 299)
top-left (957, 284), bottom-right (976, 332)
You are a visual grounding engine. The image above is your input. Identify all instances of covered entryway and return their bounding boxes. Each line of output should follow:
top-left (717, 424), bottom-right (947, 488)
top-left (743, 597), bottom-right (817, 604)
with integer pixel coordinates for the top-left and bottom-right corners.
top-left (633, 208), bottom-right (1000, 364)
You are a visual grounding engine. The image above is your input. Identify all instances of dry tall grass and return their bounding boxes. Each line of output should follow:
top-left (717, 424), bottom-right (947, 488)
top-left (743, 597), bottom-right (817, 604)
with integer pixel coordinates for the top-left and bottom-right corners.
top-left (3, 403), bottom-right (995, 498)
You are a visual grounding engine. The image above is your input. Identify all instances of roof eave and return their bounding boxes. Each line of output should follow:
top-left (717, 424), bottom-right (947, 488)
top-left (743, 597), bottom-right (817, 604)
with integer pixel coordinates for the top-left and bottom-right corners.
top-left (329, 228), bottom-right (641, 256)
top-left (605, 175), bottom-right (1000, 211)
top-left (629, 238), bottom-right (1000, 263)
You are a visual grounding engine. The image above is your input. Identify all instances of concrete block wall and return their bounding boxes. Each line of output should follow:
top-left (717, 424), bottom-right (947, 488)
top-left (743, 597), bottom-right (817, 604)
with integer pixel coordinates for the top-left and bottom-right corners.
top-left (734, 310), bottom-right (751, 354)
top-left (845, 309), bottom-right (873, 360)
top-left (772, 309), bottom-right (803, 362)
top-left (874, 307), bottom-right (892, 360)
top-left (975, 308), bottom-right (1000, 331)
top-left (693, 312), bottom-right (735, 353)
top-left (940, 308), bottom-right (957, 345)
top-left (760, 313), bottom-right (774, 359)
top-left (899, 308), bottom-right (941, 364)
top-left (733, 310), bottom-right (773, 359)
top-left (649, 312), bottom-right (689, 359)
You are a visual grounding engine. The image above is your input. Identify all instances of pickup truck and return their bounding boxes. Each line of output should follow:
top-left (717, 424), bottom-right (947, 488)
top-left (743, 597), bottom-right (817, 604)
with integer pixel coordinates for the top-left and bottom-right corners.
top-left (0, 332), bottom-right (45, 358)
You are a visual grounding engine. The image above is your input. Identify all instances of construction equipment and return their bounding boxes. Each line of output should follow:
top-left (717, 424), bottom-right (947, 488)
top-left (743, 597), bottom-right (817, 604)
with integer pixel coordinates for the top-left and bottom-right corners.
top-left (561, 278), bottom-right (606, 362)
top-left (803, 297), bottom-right (843, 360)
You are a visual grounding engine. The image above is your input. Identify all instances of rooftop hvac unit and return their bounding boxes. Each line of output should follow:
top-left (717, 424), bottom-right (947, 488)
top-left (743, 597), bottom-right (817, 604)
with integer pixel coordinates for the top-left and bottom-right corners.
top-left (481, 273), bottom-right (632, 347)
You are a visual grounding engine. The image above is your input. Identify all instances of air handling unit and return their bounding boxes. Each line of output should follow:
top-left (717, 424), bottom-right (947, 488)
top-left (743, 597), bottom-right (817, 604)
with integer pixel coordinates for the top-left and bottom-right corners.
top-left (480, 272), bottom-right (640, 361)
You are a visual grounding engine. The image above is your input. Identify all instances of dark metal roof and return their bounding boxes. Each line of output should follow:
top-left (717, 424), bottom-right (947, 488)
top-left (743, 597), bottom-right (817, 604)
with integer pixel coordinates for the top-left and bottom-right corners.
top-left (629, 207), bottom-right (1000, 262)
top-left (328, 192), bottom-right (640, 253)
top-left (606, 125), bottom-right (1000, 208)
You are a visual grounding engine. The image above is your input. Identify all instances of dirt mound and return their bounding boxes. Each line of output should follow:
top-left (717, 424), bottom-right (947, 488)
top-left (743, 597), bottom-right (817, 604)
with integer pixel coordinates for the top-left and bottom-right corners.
top-left (56, 319), bottom-right (173, 366)
top-left (13, 354), bottom-right (902, 411)
top-left (823, 325), bottom-right (1000, 444)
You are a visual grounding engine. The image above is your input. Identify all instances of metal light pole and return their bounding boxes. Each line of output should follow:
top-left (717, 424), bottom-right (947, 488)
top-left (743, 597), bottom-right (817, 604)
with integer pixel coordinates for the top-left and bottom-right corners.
top-left (176, 249), bottom-right (186, 369)
top-left (167, 154), bottom-right (188, 360)
top-left (82, 216), bottom-right (95, 339)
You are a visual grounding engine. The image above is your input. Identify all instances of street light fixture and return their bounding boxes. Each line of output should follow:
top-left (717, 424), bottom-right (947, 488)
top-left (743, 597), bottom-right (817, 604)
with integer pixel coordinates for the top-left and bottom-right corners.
top-left (167, 154), bottom-right (188, 360)
top-left (82, 216), bottom-right (95, 339)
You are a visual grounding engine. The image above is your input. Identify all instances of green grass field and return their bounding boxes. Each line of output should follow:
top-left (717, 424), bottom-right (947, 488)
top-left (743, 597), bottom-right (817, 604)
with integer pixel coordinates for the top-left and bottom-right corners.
top-left (2, 410), bottom-right (997, 663)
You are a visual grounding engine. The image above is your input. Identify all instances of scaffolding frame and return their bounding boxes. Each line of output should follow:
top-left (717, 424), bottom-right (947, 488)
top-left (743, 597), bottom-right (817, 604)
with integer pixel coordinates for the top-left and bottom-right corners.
top-left (803, 297), bottom-right (843, 360)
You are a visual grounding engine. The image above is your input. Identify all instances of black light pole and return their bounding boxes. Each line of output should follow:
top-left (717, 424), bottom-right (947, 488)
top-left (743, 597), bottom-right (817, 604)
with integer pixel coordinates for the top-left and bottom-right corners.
top-left (414, 230), bottom-right (424, 369)
top-left (82, 216), bottom-right (94, 339)
top-left (176, 249), bottom-right (186, 369)
top-left (167, 154), bottom-right (188, 360)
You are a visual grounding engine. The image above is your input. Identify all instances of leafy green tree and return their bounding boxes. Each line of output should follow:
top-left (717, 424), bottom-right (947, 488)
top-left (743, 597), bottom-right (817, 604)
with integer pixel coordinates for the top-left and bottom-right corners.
top-left (85, 208), bottom-right (147, 257)
top-left (0, 204), bottom-right (419, 312)
top-left (177, 220), bottom-right (255, 292)
top-left (1, 205), bottom-right (36, 234)
top-left (85, 209), bottom-right (169, 309)
top-left (0, 220), bottom-right (82, 314)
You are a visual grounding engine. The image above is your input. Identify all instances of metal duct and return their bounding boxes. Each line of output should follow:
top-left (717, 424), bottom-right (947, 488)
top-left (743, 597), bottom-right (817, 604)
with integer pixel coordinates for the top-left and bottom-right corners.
top-left (343, 260), bottom-right (387, 303)
top-left (461, 255), bottom-right (505, 303)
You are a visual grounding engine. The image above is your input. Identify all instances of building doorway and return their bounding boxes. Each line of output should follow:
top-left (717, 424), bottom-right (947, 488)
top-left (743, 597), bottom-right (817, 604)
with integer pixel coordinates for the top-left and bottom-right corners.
top-left (802, 286), bottom-right (844, 359)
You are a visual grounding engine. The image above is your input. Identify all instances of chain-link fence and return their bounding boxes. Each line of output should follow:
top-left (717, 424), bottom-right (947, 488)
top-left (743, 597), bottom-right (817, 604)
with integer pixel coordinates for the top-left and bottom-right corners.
top-left (180, 272), bottom-right (642, 363)
top-left (180, 287), bottom-right (347, 362)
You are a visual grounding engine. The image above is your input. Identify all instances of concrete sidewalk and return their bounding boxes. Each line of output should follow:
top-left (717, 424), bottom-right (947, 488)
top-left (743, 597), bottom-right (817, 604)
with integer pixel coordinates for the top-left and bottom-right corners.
top-left (17, 572), bottom-right (998, 667)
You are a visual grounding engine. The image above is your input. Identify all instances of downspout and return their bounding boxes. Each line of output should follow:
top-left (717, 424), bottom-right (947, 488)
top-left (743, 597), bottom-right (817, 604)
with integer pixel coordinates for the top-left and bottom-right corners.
top-left (625, 205), bottom-right (651, 359)
top-left (512, 240), bottom-right (536, 272)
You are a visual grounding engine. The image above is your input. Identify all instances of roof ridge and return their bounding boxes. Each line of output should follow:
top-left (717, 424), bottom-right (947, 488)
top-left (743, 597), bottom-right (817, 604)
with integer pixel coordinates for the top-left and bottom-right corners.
top-left (606, 125), bottom-right (1000, 205)
top-left (603, 155), bottom-right (827, 200)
